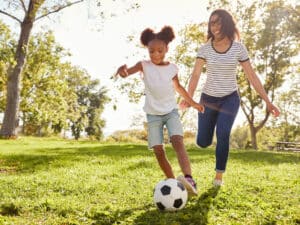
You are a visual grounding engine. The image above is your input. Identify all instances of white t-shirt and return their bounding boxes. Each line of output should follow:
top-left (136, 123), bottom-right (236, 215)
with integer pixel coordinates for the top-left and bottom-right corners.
top-left (197, 40), bottom-right (249, 97)
top-left (141, 60), bottom-right (178, 115)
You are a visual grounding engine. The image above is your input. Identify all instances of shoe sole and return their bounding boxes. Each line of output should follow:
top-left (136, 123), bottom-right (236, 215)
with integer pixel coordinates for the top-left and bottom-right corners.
top-left (177, 175), bottom-right (198, 196)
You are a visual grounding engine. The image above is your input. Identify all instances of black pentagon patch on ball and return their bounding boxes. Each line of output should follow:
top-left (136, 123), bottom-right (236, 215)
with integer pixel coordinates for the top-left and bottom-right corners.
top-left (177, 181), bottom-right (185, 191)
top-left (156, 202), bottom-right (165, 210)
top-left (173, 199), bottom-right (183, 208)
top-left (161, 185), bottom-right (171, 195)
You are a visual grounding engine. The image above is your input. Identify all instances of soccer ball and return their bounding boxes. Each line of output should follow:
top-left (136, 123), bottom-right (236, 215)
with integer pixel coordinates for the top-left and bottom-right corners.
top-left (153, 178), bottom-right (188, 211)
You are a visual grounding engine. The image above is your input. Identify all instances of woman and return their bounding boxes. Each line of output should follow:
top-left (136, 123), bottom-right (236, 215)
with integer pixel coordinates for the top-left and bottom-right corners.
top-left (181, 9), bottom-right (280, 186)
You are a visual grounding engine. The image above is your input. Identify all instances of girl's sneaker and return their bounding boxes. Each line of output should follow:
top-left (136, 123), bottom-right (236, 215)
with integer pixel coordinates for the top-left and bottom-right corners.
top-left (213, 179), bottom-right (224, 187)
top-left (177, 175), bottom-right (198, 196)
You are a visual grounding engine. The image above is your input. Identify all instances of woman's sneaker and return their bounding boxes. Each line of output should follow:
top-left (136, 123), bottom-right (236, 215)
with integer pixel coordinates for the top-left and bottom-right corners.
top-left (213, 179), bottom-right (224, 187)
top-left (177, 175), bottom-right (198, 196)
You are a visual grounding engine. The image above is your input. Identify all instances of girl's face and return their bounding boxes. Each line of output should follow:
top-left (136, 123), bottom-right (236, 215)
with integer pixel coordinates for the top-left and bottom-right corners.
top-left (147, 39), bottom-right (168, 65)
top-left (209, 14), bottom-right (223, 39)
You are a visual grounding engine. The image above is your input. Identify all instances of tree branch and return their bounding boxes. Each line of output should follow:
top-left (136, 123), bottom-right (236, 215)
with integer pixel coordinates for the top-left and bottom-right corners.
top-left (19, 0), bottom-right (27, 12)
top-left (0, 10), bottom-right (22, 24)
top-left (35, 0), bottom-right (84, 21)
top-left (256, 110), bottom-right (270, 131)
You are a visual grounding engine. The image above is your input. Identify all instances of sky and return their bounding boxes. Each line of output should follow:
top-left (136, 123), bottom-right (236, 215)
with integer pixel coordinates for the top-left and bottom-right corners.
top-left (1, 0), bottom-right (257, 135)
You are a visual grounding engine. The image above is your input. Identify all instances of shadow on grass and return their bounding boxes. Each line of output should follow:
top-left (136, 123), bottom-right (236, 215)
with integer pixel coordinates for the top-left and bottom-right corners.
top-left (188, 146), bottom-right (300, 165)
top-left (129, 186), bottom-right (220, 225)
top-left (0, 144), bottom-right (299, 174)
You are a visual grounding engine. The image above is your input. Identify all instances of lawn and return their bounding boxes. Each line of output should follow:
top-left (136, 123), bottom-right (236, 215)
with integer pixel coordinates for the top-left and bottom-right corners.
top-left (0, 137), bottom-right (299, 225)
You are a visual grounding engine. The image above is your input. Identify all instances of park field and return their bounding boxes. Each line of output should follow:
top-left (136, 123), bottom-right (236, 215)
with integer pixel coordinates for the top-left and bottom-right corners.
top-left (0, 137), bottom-right (299, 225)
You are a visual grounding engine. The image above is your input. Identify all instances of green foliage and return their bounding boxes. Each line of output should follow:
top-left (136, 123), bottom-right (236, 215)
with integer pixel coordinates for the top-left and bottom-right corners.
top-left (0, 25), bottom-right (110, 139)
top-left (238, 0), bottom-right (299, 135)
top-left (0, 20), bottom-right (15, 111)
top-left (0, 137), bottom-right (299, 224)
top-left (230, 125), bottom-right (249, 149)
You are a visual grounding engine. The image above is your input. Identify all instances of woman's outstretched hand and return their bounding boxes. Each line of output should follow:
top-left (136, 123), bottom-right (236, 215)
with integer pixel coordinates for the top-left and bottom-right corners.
top-left (267, 102), bottom-right (280, 117)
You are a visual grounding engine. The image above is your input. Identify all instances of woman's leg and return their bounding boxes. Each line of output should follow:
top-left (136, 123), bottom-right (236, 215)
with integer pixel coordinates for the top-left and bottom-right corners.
top-left (197, 106), bottom-right (218, 148)
top-left (153, 145), bottom-right (175, 178)
top-left (215, 92), bottom-right (240, 180)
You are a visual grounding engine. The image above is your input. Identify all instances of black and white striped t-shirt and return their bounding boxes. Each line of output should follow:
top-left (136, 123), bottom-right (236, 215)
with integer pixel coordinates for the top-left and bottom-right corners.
top-left (197, 40), bottom-right (249, 97)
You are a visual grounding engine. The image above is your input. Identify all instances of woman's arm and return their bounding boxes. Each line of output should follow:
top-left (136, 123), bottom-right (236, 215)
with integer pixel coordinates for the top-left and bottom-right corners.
top-left (116, 61), bottom-right (143, 78)
top-left (240, 60), bottom-right (280, 117)
top-left (187, 58), bottom-right (205, 97)
top-left (179, 58), bottom-right (205, 109)
top-left (173, 75), bottom-right (204, 113)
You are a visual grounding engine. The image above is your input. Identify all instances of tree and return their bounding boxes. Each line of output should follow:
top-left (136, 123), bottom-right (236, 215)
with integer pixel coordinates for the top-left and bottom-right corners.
top-left (20, 31), bottom-right (76, 136)
top-left (70, 77), bottom-right (110, 140)
top-left (0, 0), bottom-right (83, 138)
top-left (237, 0), bottom-right (300, 149)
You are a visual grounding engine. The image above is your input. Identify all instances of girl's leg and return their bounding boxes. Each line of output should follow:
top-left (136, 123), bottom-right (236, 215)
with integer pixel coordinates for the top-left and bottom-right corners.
top-left (165, 109), bottom-right (198, 195)
top-left (153, 145), bottom-right (175, 178)
top-left (170, 135), bottom-right (191, 176)
top-left (214, 92), bottom-right (240, 180)
top-left (171, 134), bottom-right (198, 195)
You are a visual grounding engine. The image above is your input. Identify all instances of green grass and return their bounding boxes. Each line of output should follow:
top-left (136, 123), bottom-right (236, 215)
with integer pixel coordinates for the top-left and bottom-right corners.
top-left (0, 137), bottom-right (299, 225)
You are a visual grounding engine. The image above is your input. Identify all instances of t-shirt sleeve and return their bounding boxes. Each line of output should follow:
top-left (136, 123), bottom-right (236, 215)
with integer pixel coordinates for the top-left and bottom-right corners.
top-left (171, 63), bottom-right (179, 78)
top-left (196, 44), bottom-right (207, 60)
top-left (238, 43), bottom-right (249, 62)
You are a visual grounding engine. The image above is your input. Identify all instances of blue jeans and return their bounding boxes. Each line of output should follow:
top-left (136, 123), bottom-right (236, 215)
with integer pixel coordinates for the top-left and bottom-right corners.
top-left (197, 91), bottom-right (240, 173)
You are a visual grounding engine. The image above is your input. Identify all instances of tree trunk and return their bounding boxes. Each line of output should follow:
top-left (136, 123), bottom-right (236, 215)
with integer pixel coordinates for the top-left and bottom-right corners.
top-left (249, 125), bottom-right (258, 150)
top-left (0, 3), bottom-right (35, 138)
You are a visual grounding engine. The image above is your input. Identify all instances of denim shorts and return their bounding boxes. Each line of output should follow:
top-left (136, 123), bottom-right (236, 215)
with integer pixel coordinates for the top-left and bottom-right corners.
top-left (146, 108), bottom-right (183, 149)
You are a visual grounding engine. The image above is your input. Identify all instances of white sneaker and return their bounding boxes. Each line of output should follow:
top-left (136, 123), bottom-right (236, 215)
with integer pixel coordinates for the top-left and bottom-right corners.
top-left (213, 179), bottom-right (224, 187)
top-left (177, 175), bottom-right (198, 196)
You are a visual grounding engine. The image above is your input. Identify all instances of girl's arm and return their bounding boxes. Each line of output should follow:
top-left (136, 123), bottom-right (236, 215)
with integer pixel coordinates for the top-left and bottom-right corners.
top-left (116, 61), bottom-right (143, 78)
top-left (240, 60), bottom-right (280, 117)
top-left (173, 75), bottom-right (204, 113)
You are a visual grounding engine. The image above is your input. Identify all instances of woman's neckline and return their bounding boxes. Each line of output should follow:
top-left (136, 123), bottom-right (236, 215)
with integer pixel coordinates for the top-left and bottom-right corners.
top-left (211, 39), bottom-right (233, 54)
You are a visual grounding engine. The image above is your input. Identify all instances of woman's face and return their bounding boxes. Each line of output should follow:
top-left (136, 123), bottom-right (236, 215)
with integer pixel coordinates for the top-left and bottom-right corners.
top-left (209, 14), bottom-right (223, 39)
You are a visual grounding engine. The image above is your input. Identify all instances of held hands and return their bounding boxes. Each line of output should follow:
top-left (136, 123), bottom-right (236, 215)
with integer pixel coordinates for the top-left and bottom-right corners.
top-left (193, 102), bottom-right (205, 113)
top-left (180, 99), bottom-right (205, 113)
top-left (179, 100), bottom-right (189, 110)
top-left (116, 64), bottom-right (129, 78)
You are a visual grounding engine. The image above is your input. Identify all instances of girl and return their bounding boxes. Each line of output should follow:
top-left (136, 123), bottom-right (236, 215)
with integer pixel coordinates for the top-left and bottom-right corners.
top-left (116, 26), bottom-right (204, 196)
top-left (181, 9), bottom-right (280, 186)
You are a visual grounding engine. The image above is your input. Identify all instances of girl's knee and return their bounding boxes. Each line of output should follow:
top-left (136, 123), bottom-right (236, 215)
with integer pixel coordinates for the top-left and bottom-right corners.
top-left (170, 135), bottom-right (183, 144)
top-left (153, 145), bottom-right (165, 155)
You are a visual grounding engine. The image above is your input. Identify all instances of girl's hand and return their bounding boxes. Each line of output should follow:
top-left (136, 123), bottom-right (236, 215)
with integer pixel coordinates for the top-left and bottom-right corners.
top-left (179, 100), bottom-right (190, 110)
top-left (267, 102), bottom-right (280, 117)
top-left (116, 64), bottom-right (128, 78)
top-left (192, 103), bottom-right (205, 113)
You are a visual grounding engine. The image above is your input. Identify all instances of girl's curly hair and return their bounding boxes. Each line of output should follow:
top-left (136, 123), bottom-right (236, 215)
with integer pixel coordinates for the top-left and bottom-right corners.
top-left (140, 26), bottom-right (175, 46)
